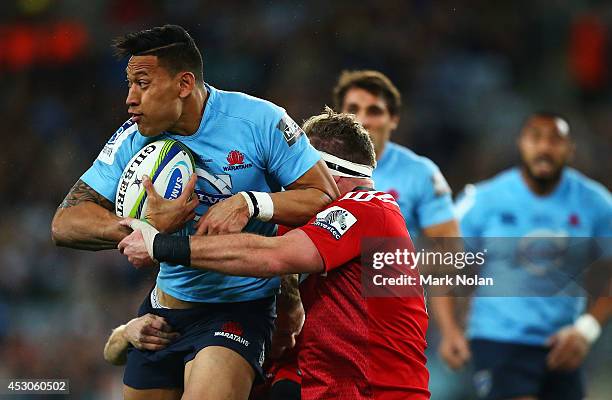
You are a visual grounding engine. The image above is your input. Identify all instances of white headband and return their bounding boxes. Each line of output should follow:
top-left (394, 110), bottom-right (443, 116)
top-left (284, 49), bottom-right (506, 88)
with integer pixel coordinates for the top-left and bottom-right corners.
top-left (319, 151), bottom-right (373, 178)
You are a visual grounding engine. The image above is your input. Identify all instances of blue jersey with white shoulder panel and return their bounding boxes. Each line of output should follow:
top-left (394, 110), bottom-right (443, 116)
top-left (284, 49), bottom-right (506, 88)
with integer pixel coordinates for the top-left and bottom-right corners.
top-left (457, 167), bottom-right (612, 345)
top-left (373, 142), bottom-right (455, 237)
top-left (81, 84), bottom-right (321, 302)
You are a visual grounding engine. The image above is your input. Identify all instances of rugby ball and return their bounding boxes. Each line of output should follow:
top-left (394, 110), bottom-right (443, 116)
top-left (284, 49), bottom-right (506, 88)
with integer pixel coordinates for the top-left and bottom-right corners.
top-left (115, 139), bottom-right (196, 219)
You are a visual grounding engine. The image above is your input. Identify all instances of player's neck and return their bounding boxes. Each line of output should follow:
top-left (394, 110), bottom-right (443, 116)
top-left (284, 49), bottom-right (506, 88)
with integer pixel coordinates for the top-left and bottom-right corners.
top-left (337, 178), bottom-right (373, 195)
top-left (375, 141), bottom-right (387, 161)
top-left (520, 167), bottom-right (562, 196)
top-left (168, 86), bottom-right (207, 136)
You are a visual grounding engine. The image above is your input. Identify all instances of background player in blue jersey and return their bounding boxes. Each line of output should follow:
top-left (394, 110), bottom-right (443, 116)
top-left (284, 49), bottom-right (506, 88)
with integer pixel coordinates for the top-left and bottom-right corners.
top-left (333, 70), bottom-right (467, 399)
top-left (333, 70), bottom-right (459, 239)
top-left (433, 112), bottom-right (612, 400)
top-left (50, 25), bottom-right (339, 400)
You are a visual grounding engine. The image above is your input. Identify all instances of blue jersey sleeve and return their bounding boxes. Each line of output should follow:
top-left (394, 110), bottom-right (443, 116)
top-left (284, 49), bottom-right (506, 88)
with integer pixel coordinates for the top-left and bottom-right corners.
top-left (590, 185), bottom-right (612, 259)
top-left (80, 119), bottom-right (138, 202)
top-left (415, 162), bottom-right (455, 228)
top-left (592, 187), bottom-right (612, 237)
top-left (456, 184), bottom-right (483, 237)
top-left (261, 110), bottom-right (321, 187)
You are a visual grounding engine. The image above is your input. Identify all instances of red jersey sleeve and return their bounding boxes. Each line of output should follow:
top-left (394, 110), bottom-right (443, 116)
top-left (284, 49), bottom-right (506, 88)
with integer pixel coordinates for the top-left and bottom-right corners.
top-left (298, 198), bottom-right (385, 272)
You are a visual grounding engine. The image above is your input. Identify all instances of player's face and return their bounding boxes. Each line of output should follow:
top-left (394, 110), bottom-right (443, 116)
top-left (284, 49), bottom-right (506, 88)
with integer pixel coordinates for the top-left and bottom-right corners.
top-left (341, 88), bottom-right (398, 158)
top-left (518, 116), bottom-right (573, 182)
top-left (125, 55), bottom-right (183, 136)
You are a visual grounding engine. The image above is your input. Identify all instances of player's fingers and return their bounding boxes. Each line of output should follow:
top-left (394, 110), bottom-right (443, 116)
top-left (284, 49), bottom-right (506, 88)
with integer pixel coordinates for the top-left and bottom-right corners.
top-left (457, 340), bottom-right (471, 361)
top-left (187, 196), bottom-right (199, 212)
top-left (140, 334), bottom-right (171, 345)
top-left (547, 341), bottom-right (565, 369)
top-left (142, 175), bottom-right (160, 199)
top-left (117, 239), bottom-right (127, 253)
top-left (119, 218), bottom-right (136, 228)
top-left (140, 343), bottom-right (168, 351)
top-left (179, 174), bottom-right (198, 200)
top-left (185, 212), bottom-right (196, 223)
top-left (142, 325), bottom-right (178, 340)
top-left (147, 318), bottom-right (166, 331)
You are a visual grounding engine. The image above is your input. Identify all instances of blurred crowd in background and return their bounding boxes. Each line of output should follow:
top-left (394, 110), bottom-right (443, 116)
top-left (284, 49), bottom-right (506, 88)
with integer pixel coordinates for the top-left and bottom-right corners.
top-left (0, 0), bottom-right (610, 398)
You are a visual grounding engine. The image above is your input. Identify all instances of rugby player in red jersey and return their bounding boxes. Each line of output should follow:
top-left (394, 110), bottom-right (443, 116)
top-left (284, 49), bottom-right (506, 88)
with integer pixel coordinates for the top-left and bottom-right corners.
top-left (119, 108), bottom-right (430, 399)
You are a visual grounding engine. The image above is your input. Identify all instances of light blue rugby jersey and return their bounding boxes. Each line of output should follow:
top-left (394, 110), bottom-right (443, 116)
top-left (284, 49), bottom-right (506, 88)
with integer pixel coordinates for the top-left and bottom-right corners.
top-left (81, 83), bottom-right (321, 302)
top-left (373, 141), bottom-right (455, 237)
top-left (457, 167), bottom-right (612, 345)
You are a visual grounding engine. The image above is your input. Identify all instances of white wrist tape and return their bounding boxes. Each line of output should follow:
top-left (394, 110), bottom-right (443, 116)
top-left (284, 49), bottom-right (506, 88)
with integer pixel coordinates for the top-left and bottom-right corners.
top-left (239, 191), bottom-right (255, 217)
top-left (252, 191), bottom-right (274, 222)
top-left (574, 314), bottom-right (601, 344)
top-left (128, 219), bottom-right (159, 260)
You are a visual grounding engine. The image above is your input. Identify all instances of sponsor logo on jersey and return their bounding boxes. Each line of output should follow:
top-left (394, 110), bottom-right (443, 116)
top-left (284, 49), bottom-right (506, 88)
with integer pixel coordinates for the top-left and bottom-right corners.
top-left (568, 213), bottom-right (580, 226)
top-left (195, 190), bottom-right (232, 207)
top-left (98, 119), bottom-right (136, 165)
top-left (500, 212), bottom-right (516, 225)
top-left (431, 171), bottom-right (451, 196)
top-left (276, 114), bottom-right (304, 146)
top-left (312, 206), bottom-right (357, 240)
top-left (473, 369), bottom-right (492, 398)
top-left (214, 321), bottom-right (249, 346)
top-left (223, 150), bottom-right (253, 171)
top-left (108, 119), bottom-right (134, 144)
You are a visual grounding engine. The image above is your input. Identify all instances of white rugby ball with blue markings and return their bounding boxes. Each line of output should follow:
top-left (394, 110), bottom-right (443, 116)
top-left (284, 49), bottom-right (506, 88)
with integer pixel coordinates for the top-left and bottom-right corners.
top-left (115, 139), bottom-right (195, 219)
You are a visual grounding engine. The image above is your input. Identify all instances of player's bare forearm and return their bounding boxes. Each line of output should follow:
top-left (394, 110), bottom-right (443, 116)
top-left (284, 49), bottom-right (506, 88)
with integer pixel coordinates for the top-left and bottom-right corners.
top-left (271, 160), bottom-right (339, 226)
top-left (587, 296), bottom-right (612, 325)
top-left (103, 324), bottom-right (128, 366)
top-left (189, 234), bottom-right (286, 277)
top-left (51, 179), bottom-right (131, 250)
top-left (429, 297), bottom-right (462, 334)
top-left (188, 230), bottom-right (323, 277)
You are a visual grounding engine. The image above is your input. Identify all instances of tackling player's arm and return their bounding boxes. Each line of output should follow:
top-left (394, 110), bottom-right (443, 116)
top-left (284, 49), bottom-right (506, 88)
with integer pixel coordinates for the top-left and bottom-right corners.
top-left (51, 179), bottom-right (130, 250)
top-left (118, 219), bottom-right (324, 276)
top-left (190, 229), bottom-right (323, 276)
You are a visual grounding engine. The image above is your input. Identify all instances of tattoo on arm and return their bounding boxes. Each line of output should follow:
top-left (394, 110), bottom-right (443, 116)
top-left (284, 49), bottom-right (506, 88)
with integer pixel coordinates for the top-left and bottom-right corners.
top-left (58, 179), bottom-right (114, 211)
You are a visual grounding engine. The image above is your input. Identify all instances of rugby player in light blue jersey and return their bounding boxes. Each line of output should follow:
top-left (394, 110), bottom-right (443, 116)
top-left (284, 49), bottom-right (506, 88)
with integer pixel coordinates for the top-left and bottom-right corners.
top-left (334, 70), bottom-right (459, 239)
top-left (434, 112), bottom-right (612, 400)
top-left (333, 70), bottom-right (465, 400)
top-left (51, 25), bottom-right (339, 400)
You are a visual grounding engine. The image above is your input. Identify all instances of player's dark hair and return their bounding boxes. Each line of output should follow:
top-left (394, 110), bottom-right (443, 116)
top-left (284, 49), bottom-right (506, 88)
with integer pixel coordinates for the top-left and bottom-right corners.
top-left (524, 111), bottom-right (571, 134)
top-left (113, 24), bottom-right (204, 83)
top-left (333, 70), bottom-right (402, 116)
top-left (303, 107), bottom-right (376, 167)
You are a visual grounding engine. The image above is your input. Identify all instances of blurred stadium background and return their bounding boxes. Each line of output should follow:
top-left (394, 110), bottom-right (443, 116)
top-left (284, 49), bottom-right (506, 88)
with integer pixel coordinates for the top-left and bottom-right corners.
top-left (0, 0), bottom-right (610, 398)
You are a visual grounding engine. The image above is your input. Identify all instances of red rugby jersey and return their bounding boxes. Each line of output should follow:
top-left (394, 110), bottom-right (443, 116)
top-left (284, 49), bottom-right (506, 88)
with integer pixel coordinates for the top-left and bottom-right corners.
top-left (296, 190), bottom-right (430, 400)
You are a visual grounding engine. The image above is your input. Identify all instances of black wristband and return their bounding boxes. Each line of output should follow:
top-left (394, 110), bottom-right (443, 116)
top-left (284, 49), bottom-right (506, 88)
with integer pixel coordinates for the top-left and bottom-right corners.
top-left (246, 191), bottom-right (260, 218)
top-left (153, 234), bottom-right (191, 266)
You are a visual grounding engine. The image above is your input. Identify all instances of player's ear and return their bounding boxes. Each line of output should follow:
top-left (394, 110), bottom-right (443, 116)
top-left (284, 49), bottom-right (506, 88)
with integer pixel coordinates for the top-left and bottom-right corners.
top-left (178, 72), bottom-right (196, 99)
top-left (390, 114), bottom-right (400, 130)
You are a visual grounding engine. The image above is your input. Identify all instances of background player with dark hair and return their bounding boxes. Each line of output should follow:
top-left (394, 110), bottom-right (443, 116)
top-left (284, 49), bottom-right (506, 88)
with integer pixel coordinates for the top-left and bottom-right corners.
top-left (333, 70), bottom-right (459, 239)
top-left (333, 69), bottom-right (464, 398)
top-left (119, 108), bottom-right (431, 400)
top-left (432, 112), bottom-right (612, 400)
top-left (51, 24), bottom-right (338, 400)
